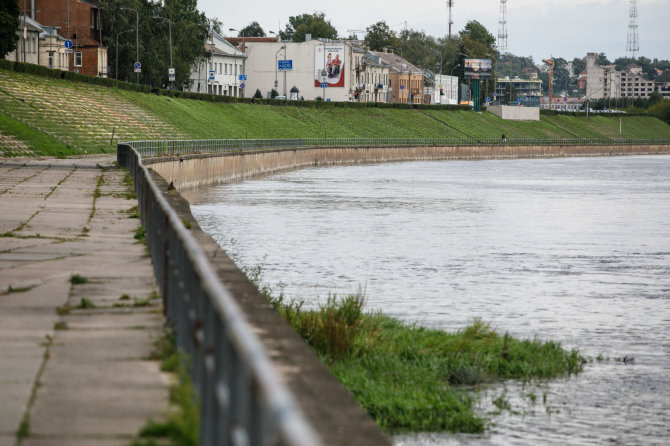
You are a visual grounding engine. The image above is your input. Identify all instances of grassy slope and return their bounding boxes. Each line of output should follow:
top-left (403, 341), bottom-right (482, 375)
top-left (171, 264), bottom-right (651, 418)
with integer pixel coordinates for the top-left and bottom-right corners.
top-left (2, 67), bottom-right (670, 156)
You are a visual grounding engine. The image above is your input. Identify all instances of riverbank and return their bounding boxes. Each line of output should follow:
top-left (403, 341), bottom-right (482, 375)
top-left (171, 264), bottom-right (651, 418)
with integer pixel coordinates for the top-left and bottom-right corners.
top-left (3, 66), bottom-right (670, 157)
top-left (263, 293), bottom-right (584, 434)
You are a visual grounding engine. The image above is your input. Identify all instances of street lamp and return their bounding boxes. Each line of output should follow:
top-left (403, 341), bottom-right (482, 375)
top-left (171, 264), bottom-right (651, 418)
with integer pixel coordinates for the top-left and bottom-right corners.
top-left (120, 6), bottom-right (139, 84)
top-left (432, 49), bottom-right (444, 103)
top-left (274, 44), bottom-right (286, 95)
top-left (229, 28), bottom-right (246, 98)
top-left (115, 28), bottom-right (134, 80)
top-left (153, 15), bottom-right (173, 89)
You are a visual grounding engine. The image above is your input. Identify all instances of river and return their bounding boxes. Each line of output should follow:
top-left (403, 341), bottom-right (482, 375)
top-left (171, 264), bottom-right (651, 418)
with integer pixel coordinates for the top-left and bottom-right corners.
top-left (184, 155), bottom-right (670, 445)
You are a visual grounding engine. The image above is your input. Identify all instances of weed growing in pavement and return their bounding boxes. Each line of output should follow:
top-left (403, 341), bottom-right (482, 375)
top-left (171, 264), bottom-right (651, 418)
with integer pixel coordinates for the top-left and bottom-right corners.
top-left (134, 225), bottom-right (146, 243)
top-left (69, 274), bottom-right (89, 284)
top-left (76, 298), bottom-right (95, 309)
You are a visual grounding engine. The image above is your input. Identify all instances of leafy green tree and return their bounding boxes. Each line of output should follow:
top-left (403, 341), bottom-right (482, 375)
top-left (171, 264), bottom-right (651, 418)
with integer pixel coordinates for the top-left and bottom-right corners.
top-left (459, 20), bottom-right (496, 58)
top-left (293, 13), bottom-right (337, 42)
top-left (253, 88), bottom-right (263, 98)
top-left (572, 57), bottom-right (586, 76)
top-left (101, 0), bottom-right (208, 87)
top-left (597, 53), bottom-right (610, 65)
top-left (280, 12), bottom-right (337, 42)
top-left (364, 21), bottom-right (397, 51)
top-left (0, 0), bottom-right (20, 57)
top-left (240, 21), bottom-right (265, 37)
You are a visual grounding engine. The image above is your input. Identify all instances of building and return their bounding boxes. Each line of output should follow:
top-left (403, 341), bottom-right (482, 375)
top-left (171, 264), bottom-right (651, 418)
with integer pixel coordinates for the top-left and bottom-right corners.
top-left (495, 77), bottom-right (542, 107)
top-left (31, 0), bottom-right (107, 77)
top-left (351, 44), bottom-right (390, 103)
top-left (242, 39), bottom-right (351, 102)
top-left (189, 31), bottom-right (246, 97)
top-left (585, 53), bottom-right (658, 100)
top-left (6, 15), bottom-right (71, 71)
top-left (372, 50), bottom-right (425, 104)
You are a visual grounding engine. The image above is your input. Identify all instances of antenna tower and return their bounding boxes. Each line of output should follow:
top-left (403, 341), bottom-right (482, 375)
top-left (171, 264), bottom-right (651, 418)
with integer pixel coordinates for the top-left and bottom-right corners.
top-left (497, 0), bottom-right (508, 53)
top-left (626, 0), bottom-right (639, 59)
top-left (447, 0), bottom-right (454, 38)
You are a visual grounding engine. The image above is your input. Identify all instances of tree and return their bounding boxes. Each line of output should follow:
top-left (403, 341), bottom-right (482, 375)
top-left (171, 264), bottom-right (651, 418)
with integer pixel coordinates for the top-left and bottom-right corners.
top-left (280, 12), bottom-right (337, 42)
top-left (100, 0), bottom-right (209, 87)
top-left (0, 0), bottom-right (20, 58)
top-left (253, 88), bottom-right (263, 98)
top-left (240, 21), bottom-right (265, 37)
top-left (572, 57), bottom-right (586, 76)
top-left (459, 20), bottom-right (496, 57)
top-left (597, 53), bottom-right (610, 65)
top-left (364, 21), bottom-right (397, 51)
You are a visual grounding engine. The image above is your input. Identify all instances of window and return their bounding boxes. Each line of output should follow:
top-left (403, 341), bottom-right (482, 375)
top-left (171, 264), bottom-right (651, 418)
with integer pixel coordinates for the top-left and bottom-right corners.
top-left (48, 51), bottom-right (54, 69)
top-left (74, 52), bottom-right (82, 67)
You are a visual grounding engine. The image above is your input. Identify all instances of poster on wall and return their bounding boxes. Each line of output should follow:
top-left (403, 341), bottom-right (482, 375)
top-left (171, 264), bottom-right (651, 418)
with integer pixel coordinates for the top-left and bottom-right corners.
top-left (314, 45), bottom-right (345, 87)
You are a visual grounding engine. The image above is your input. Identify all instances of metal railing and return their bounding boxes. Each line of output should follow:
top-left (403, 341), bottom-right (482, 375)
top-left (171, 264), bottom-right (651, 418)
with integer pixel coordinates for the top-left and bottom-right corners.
top-left (124, 137), bottom-right (670, 158)
top-left (118, 144), bottom-right (322, 446)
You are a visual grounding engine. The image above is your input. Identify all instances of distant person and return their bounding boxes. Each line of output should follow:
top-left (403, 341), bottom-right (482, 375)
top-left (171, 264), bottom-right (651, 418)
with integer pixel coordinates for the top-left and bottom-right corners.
top-left (501, 133), bottom-right (507, 144)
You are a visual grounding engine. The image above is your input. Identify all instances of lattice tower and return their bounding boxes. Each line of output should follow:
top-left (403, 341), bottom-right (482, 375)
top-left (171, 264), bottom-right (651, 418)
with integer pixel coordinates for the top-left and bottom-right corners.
top-left (626, 0), bottom-right (639, 59)
top-left (497, 0), bottom-right (508, 53)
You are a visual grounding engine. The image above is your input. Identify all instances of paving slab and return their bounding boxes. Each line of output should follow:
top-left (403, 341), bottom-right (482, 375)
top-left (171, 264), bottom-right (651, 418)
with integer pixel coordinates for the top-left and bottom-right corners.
top-left (0, 157), bottom-right (170, 445)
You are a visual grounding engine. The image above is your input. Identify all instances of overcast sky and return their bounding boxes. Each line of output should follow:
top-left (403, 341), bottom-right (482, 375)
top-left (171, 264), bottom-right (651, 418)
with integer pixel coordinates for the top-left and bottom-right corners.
top-left (196, 0), bottom-right (669, 63)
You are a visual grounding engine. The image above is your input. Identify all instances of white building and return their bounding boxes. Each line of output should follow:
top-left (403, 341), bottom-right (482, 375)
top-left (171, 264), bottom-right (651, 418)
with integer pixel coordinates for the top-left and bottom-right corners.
top-left (586, 53), bottom-right (657, 100)
top-left (351, 44), bottom-right (390, 103)
top-left (243, 39), bottom-right (366, 102)
top-left (6, 16), bottom-right (69, 71)
top-left (189, 31), bottom-right (246, 97)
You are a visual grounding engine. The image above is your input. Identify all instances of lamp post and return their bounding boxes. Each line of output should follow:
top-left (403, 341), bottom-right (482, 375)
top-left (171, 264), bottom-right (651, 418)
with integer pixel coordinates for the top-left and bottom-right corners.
top-left (120, 6), bottom-right (139, 84)
top-left (153, 15), bottom-right (173, 89)
top-left (274, 44), bottom-right (286, 95)
top-left (432, 49), bottom-right (443, 104)
top-left (229, 28), bottom-right (246, 98)
top-left (115, 28), bottom-right (134, 80)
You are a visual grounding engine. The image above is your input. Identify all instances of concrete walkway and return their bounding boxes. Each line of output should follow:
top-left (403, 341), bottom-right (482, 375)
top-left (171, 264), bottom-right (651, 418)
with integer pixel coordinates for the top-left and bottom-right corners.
top-left (0, 156), bottom-right (170, 446)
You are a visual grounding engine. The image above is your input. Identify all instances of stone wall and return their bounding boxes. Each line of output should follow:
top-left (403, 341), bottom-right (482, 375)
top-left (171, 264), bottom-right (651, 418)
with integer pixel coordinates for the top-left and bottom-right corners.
top-left (145, 144), bottom-right (670, 191)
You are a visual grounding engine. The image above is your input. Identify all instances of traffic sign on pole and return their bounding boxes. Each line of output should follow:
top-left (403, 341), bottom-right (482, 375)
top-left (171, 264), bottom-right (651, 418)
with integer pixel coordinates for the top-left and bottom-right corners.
top-left (134, 61), bottom-right (141, 73)
top-left (320, 83), bottom-right (328, 88)
top-left (238, 74), bottom-right (247, 81)
top-left (64, 40), bottom-right (73, 49)
top-left (240, 82), bottom-right (245, 89)
top-left (278, 60), bottom-right (293, 71)
top-left (168, 68), bottom-right (175, 82)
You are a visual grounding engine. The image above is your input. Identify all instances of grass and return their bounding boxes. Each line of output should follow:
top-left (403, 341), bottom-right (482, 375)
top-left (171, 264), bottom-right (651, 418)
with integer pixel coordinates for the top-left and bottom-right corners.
top-left (269, 294), bottom-right (585, 434)
top-left (76, 298), bottom-right (95, 309)
top-left (2, 67), bottom-right (670, 156)
top-left (69, 274), bottom-right (89, 284)
top-left (135, 326), bottom-right (199, 446)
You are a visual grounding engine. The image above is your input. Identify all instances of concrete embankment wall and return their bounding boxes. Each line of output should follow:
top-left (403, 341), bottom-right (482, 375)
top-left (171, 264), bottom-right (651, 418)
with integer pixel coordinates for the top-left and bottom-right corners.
top-left (145, 144), bottom-right (670, 191)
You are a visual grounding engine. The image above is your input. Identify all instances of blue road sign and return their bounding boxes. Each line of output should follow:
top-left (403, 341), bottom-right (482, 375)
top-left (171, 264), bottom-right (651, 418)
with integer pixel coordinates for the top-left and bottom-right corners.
top-left (485, 97), bottom-right (490, 102)
top-left (320, 82), bottom-right (328, 88)
top-left (134, 62), bottom-right (141, 69)
top-left (240, 82), bottom-right (245, 89)
top-left (400, 85), bottom-right (405, 90)
top-left (238, 74), bottom-right (247, 81)
top-left (208, 70), bottom-right (215, 81)
top-left (64, 40), bottom-right (73, 49)
top-left (278, 60), bottom-right (293, 71)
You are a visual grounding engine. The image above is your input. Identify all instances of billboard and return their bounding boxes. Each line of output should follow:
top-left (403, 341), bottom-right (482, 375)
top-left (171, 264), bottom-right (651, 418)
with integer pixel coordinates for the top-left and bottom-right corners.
top-left (314, 45), bottom-right (345, 87)
top-left (464, 58), bottom-right (492, 79)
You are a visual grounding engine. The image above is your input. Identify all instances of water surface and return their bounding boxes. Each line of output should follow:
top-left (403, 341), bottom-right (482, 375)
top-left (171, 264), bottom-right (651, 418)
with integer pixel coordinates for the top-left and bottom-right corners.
top-left (185, 156), bottom-right (670, 445)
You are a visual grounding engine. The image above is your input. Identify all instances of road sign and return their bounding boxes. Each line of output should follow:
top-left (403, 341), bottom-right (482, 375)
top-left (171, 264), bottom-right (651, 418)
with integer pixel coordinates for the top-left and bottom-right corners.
top-left (134, 62), bottom-right (141, 69)
top-left (208, 70), bottom-right (215, 81)
top-left (400, 85), bottom-right (404, 90)
top-left (238, 74), bottom-right (247, 81)
top-left (65, 49), bottom-right (73, 54)
top-left (278, 60), bottom-right (293, 71)
top-left (320, 82), bottom-right (327, 88)
top-left (168, 68), bottom-right (175, 82)
top-left (274, 80), bottom-right (278, 88)
top-left (239, 82), bottom-right (245, 89)
top-left (485, 97), bottom-right (490, 102)
top-left (64, 40), bottom-right (73, 49)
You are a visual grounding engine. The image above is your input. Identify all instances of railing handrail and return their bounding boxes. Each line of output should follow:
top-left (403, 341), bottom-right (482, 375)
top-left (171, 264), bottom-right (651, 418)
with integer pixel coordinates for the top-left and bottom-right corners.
top-left (122, 137), bottom-right (670, 158)
top-left (120, 144), bottom-right (322, 446)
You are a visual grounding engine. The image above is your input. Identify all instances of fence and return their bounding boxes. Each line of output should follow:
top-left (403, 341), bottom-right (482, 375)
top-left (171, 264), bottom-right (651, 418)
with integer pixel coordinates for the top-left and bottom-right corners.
top-left (124, 137), bottom-right (670, 158)
top-left (118, 143), bottom-right (322, 446)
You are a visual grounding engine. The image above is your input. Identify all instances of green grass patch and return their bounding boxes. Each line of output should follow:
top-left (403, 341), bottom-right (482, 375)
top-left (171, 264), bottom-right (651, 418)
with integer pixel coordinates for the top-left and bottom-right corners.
top-left (135, 327), bottom-right (199, 446)
top-left (134, 225), bottom-right (146, 243)
top-left (54, 321), bottom-right (69, 330)
top-left (7, 284), bottom-right (32, 293)
top-left (69, 274), bottom-right (89, 284)
top-left (76, 298), bottom-right (95, 309)
top-left (271, 294), bottom-right (585, 434)
top-left (0, 113), bottom-right (71, 157)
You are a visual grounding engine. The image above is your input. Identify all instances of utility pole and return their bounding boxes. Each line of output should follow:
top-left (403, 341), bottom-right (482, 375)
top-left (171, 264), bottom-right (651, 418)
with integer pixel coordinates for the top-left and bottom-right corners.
top-left (543, 57), bottom-right (554, 110)
top-left (447, 0), bottom-right (454, 38)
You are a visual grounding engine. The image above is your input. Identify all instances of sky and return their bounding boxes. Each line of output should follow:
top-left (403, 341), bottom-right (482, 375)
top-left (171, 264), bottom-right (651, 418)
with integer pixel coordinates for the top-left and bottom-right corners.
top-left (196, 0), bottom-right (670, 64)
